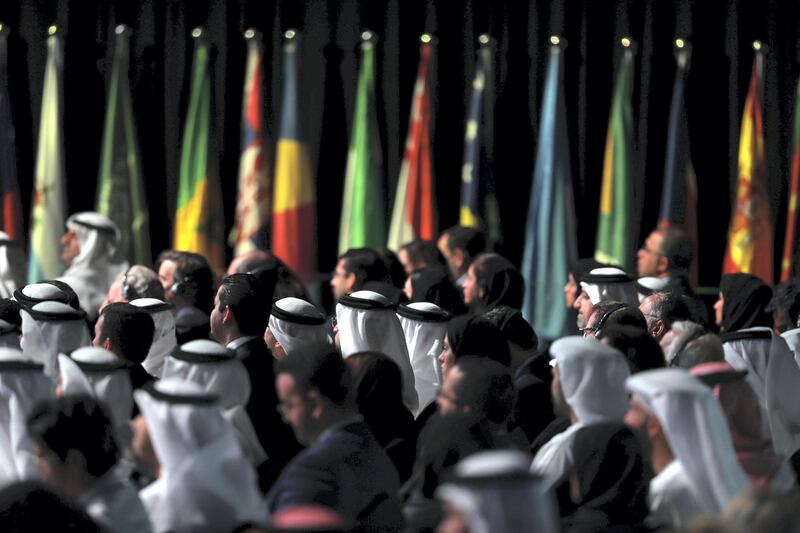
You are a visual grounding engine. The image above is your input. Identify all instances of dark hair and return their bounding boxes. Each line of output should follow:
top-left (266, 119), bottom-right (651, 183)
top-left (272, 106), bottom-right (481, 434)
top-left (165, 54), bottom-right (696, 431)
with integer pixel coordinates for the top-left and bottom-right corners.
top-left (648, 291), bottom-right (691, 329)
top-left (453, 356), bottom-right (514, 424)
top-left (276, 351), bottom-right (352, 407)
top-left (598, 325), bottom-right (665, 374)
top-left (441, 226), bottom-right (486, 261)
top-left (374, 248), bottom-right (406, 289)
top-left (588, 301), bottom-right (646, 334)
top-left (0, 481), bottom-right (101, 532)
top-left (217, 273), bottom-right (269, 335)
top-left (767, 281), bottom-right (800, 330)
top-left (469, 253), bottom-right (524, 311)
top-left (155, 250), bottom-right (215, 314)
top-left (447, 315), bottom-right (511, 367)
top-left (0, 299), bottom-right (22, 330)
top-left (483, 305), bottom-right (538, 351)
top-left (26, 395), bottom-right (119, 478)
top-left (408, 267), bottom-right (467, 315)
top-left (658, 227), bottom-right (693, 271)
top-left (399, 240), bottom-right (445, 271)
top-left (338, 248), bottom-right (388, 290)
top-left (98, 303), bottom-right (155, 364)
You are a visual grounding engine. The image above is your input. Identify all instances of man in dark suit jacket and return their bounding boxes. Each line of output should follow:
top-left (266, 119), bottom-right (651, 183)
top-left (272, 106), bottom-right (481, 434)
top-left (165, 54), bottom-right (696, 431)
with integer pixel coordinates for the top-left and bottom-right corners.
top-left (268, 351), bottom-right (404, 531)
top-left (211, 273), bottom-right (301, 489)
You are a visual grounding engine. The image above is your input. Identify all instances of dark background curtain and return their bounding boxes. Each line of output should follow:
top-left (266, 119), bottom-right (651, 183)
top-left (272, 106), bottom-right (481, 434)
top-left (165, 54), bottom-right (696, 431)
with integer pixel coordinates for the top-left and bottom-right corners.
top-left (0, 0), bottom-right (798, 287)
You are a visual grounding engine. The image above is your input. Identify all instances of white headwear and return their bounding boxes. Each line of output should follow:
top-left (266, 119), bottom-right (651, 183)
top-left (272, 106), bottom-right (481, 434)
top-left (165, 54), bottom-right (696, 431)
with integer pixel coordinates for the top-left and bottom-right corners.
top-left (551, 336), bottom-right (629, 424)
top-left (626, 368), bottom-right (750, 514)
top-left (580, 267), bottom-right (638, 305)
top-left (636, 276), bottom-right (669, 303)
top-left (20, 301), bottom-right (91, 379)
top-left (436, 450), bottom-right (558, 533)
top-left (130, 298), bottom-right (176, 378)
top-left (0, 232), bottom-right (25, 299)
top-left (14, 281), bottom-right (77, 309)
top-left (58, 212), bottom-right (128, 321)
top-left (135, 379), bottom-right (266, 532)
top-left (396, 302), bottom-right (449, 416)
top-left (160, 340), bottom-right (265, 465)
top-left (336, 290), bottom-right (418, 413)
top-left (0, 348), bottom-right (54, 486)
top-left (268, 297), bottom-right (332, 358)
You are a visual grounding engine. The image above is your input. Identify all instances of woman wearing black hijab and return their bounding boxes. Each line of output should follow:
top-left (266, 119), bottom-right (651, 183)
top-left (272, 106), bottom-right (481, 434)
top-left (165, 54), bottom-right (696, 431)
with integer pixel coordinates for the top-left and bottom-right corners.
top-left (404, 267), bottom-right (467, 316)
top-left (715, 273), bottom-right (773, 332)
top-left (462, 253), bottom-right (525, 313)
top-left (438, 315), bottom-right (511, 376)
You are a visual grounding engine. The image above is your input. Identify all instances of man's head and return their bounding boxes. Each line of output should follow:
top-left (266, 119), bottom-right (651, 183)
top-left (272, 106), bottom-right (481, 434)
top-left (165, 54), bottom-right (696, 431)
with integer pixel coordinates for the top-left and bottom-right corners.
top-left (275, 351), bottom-right (353, 446)
top-left (102, 265), bottom-right (164, 313)
top-left (94, 303), bottom-right (155, 364)
top-left (60, 212), bottom-right (120, 266)
top-left (155, 250), bottom-right (215, 314)
top-left (583, 301), bottom-right (646, 339)
top-left (437, 356), bottom-right (514, 425)
top-left (767, 280), bottom-right (800, 333)
top-left (210, 273), bottom-right (268, 344)
top-left (330, 248), bottom-right (387, 300)
top-left (636, 228), bottom-right (693, 279)
top-left (639, 291), bottom-right (691, 341)
top-left (437, 226), bottom-right (486, 280)
top-left (398, 240), bottom-right (444, 275)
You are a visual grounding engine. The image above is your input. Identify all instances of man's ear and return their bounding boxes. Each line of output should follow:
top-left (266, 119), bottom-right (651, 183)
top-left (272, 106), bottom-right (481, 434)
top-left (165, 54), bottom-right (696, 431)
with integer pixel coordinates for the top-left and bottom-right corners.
top-left (222, 306), bottom-right (233, 325)
top-left (102, 337), bottom-right (113, 352)
top-left (647, 413), bottom-right (662, 440)
top-left (345, 272), bottom-right (357, 292)
top-left (657, 255), bottom-right (670, 275)
top-left (452, 248), bottom-right (465, 271)
top-left (307, 389), bottom-right (325, 419)
top-left (653, 319), bottom-right (667, 339)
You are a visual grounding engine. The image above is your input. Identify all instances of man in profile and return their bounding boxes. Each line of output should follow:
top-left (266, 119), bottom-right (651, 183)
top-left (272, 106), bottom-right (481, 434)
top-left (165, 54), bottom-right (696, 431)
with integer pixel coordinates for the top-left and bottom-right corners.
top-left (636, 227), bottom-right (694, 295)
top-left (436, 226), bottom-right (486, 287)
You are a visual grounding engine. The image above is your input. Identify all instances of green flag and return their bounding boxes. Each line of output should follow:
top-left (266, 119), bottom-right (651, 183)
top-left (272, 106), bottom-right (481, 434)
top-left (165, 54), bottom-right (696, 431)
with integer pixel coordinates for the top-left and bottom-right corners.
top-left (96, 26), bottom-right (150, 265)
top-left (338, 36), bottom-right (385, 254)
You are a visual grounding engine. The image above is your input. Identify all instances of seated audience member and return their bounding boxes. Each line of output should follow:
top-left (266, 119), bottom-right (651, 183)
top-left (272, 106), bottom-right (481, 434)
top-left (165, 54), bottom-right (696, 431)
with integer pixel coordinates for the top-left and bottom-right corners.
top-left (635, 276), bottom-right (669, 303)
top-left (462, 253), bottom-right (524, 313)
top-left (598, 324), bottom-right (666, 374)
top-left (0, 481), bottom-right (102, 532)
top-left (133, 379), bottom-right (266, 532)
top-left (767, 280), bottom-right (800, 357)
top-left (329, 248), bottom-right (388, 300)
top-left (436, 451), bottom-right (558, 533)
top-left (155, 250), bottom-right (215, 343)
top-left (531, 337), bottom-right (630, 490)
top-left (404, 267), bottom-right (467, 316)
top-left (230, 250), bottom-right (310, 302)
top-left (575, 267), bottom-right (639, 314)
top-left (0, 299), bottom-right (22, 348)
top-left (0, 347), bottom-right (54, 486)
top-left (0, 232), bottom-right (25, 299)
top-left (483, 305), bottom-right (539, 372)
top-left (562, 422), bottom-right (651, 532)
top-left (715, 273), bottom-right (800, 457)
top-left (14, 280), bottom-right (81, 312)
top-left (21, 301), bottom-right (91, 378)
top-left (367, 247), bottom-right (407, 298)
top-left (581, 301), bottom-right (647, 339)
top-left (563, 259), bottom-right (606, 333)
top-left (58, 212), bottom-right (128, 322)
top-left (129, 298), bottom-right (177, 378)
top-left (438, 315), bottom-right (511, 377)
top-left (437, 225), bottom-right (486, 288)
top-left (269, 351), bottom-right (404, 531)
top-left (397, 239), bottom-right (444, 275)
top-left (691, 362), bottom-right (796, 492)
top-left (660, 321), bottom-right (724, 368)
top-left (625, 368), bottom-right (750, 528)
top-left (227, 249), bottom-right (271, 276)
top-left (636, 227), bottom-right (695, 295)
top-left (266, 297), bottom-right (332, 360)
top-left (102, 265), bottom-right (165, 312)
top-left (346, 351), bottom-right (415, 481)
top-left (93, 303), bottom-right (155, 391)
top-left (336, 290), bottom-right (418, 413)
top-left (26, 395), bottom-right (151, 533)
top-left (639, 290), bottom-right (692, 341)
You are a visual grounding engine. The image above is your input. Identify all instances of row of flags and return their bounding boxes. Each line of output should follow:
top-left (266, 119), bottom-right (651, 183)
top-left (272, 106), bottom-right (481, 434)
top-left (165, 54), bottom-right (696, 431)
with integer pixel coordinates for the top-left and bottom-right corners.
top-left (0, 28), bottom-right (797, 309)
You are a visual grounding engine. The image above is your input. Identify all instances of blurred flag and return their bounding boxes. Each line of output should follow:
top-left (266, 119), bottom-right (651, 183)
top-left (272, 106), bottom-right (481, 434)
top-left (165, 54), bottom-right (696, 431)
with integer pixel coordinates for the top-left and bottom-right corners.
top-left (387, 36), bottom-right (436, 251)
top-left (722, 47), bottom-right (772, 283)
top-left (172, 31), bottom-right (225, 272)
top-left (272, 31), bottom-right (316, 283)
top-left (595, 39), bottom-right (636, 272)
top-left (338, 34), bottom-right (385, 254)
top-left (0, 27), bottom-right (23, 244)
top-left (230, 30), bottom-right (271, 258)
top-left (96, 26), bottom-right (150, 265)
top-left (28, 31), bottom-right (67, 282)
top-left (521, 37), bottom-right (578, 340)
top-left (780, 77), bottom-right (800, 281)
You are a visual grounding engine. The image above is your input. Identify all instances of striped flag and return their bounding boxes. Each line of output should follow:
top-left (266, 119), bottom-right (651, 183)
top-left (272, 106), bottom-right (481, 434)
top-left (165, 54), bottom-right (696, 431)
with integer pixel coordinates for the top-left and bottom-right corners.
top-left (338, 33), bottom-right (385, 255)
top-left (387, 36), bottom-right (436, 251)
top-left (521, 37), bottom-right (578, 340)
top-left (271, 31), bottom-right (316, 283)
top-left (460, 36), bottom-right (501, 245)
top-left (658, 40), bottom-right (698, 284)
top-left (173, 30), bottom-right (225, 272)
top-left (595, 39), bottom-right (636, 272)
top-left (96, 26), bottom-right (150, 265)
top-left (723, 47), bottom-right (772, 283)
top-left (230, 31), bottom-right (271, 257)
top-left (780, 77), bottom-right (800, 281)
top-left (28, 31), bottom-right (67, 282)
top-left (0, 27), bottom-right (23, 243)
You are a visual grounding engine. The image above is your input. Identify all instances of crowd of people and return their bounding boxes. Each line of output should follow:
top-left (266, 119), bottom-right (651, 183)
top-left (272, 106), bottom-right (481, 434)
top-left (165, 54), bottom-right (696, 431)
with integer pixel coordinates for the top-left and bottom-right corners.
top-left (0, 211), bottom-right (799, 532)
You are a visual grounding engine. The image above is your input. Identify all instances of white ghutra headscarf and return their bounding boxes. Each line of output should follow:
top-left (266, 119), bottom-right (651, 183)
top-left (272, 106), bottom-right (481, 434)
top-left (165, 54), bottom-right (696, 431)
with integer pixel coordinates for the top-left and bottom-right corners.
top-left (268, 297), bottom-right (332, 358)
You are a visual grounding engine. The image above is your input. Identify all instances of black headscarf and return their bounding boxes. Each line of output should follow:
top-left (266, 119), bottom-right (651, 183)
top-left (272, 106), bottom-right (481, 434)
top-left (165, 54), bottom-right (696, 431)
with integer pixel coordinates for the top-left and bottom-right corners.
top-left (409, 267), bottom-right (467, 315)
top-left (720, 273), bottom-right (773, 332)
top-left (446, 315), bottom-right (511, 367)
top-left (472, 254), bottom-right (524, 312)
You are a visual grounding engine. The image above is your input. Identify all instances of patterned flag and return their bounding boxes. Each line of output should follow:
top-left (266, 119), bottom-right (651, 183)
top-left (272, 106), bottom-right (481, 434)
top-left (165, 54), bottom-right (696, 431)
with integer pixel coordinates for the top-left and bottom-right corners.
top-left (521, 38), bottom-right (578, 340)
top-left (272, 31), bottom-right (316, 283)
top-left (338, 35), bottom-right (385, 255)
top-left (722, 48), bottom-right (772, 283)
top-left (780, 77), bottom-right (800, 281)
top-left (658, 40), bottom-right (698, 284)
top-left (96, 26), bottom-right (150, 265)
top-left (172, 31), bottom-right (225, 272)
top-left (28, 31), bottom-right (67, 282)
top-left (460, 37), bottom-right (501, 245)
top-left (595, 39), bottom-right (636, 272)
top-left (387, 37), bottom-right (436, 251)
top-left (0, 28), bottom-right (23, 243)
top-left (230, 32), bottom-right (271, 257)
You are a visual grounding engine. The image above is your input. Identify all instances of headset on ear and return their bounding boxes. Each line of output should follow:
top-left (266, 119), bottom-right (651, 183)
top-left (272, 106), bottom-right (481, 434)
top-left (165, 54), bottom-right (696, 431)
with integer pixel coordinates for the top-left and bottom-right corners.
top-left (170, 273), bottom-right (194, 297)
top-left (121, 268), bottom-right (140, 301)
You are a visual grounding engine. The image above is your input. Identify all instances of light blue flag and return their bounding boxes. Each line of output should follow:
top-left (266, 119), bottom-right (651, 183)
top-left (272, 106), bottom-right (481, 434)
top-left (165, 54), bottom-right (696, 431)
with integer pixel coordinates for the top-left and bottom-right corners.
top-left (521, 39), bottom-right (578, 340)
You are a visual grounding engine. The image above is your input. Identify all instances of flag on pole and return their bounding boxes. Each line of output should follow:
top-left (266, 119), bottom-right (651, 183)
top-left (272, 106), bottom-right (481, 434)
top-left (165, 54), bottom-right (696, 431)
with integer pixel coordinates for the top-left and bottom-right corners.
top-left (521, 36), bottom-right (578, 340)
top-left (95, 25), bottom-right (150, 265)
top-left (387, 35), bottom-right (436, 251)
top-left (595, 38), bottom-right (636, 272)
top-left (658, 39), bottom-right (698, 285)
top-left (230, 30), bottom-right (271, 258)
top-left (172, 29), bottom-right (225, 272)
top-left (272, 29), bottom-right (316, 283)
top-left (780, 77), bottom-right (800, 282)
top-left (460, 35), bottom-right (501, 245)
top-left (28, 29), bottom-right (67, 282)
top-left (338, 32), bottom-right (385, 255)
top-left (722, 44), bottom-right (772, 283)
top-left (0, 26), bottom-right (23, 244)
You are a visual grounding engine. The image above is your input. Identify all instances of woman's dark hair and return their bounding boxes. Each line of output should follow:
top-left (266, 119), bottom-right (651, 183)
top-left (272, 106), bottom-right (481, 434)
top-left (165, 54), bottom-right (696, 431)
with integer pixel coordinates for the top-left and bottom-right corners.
top-left (470, 253), bottom-right (524, 312)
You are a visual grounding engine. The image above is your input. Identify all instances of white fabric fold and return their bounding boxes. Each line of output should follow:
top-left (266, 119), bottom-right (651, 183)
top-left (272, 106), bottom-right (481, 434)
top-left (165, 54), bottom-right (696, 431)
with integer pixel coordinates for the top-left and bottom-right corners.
top-left (130, 298), bottom-right (177, 378)
top-left (397, 302), bottom-right (448, 416)
top-left (21, 301), bottom-right (91, 379)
